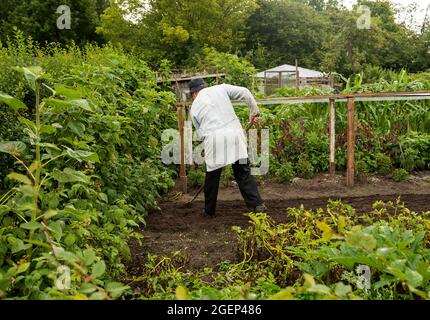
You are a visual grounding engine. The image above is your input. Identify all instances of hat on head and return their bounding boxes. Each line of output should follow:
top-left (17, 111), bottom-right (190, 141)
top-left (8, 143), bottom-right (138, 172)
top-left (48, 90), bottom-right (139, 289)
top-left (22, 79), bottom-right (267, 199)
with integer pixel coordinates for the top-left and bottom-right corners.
top-left (189, 78), bottom-right (207, 94)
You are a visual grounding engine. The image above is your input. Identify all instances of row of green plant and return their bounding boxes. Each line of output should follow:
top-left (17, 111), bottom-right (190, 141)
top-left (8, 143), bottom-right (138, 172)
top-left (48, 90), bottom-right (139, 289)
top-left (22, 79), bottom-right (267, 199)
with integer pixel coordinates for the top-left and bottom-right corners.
top-left (187, 70), bottom-right (430, 187)
top-left (0, 40), bottom-right (176, 298)
top-left (129, 199), bottom-right (430, 300)
top-left (231, 69), bottom-right (430, 183)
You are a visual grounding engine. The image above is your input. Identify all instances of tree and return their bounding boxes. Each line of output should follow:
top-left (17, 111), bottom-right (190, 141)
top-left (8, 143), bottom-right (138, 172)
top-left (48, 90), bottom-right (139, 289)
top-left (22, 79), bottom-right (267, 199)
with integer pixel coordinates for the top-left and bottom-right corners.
top-left (0, 0), bottom-right (108, 45)
top-left (244, 0), bottom-right (331, 70)
top-left (98, 0), bottom-right (257, 66)
top-left (321, 0), bottom-right (422, 75)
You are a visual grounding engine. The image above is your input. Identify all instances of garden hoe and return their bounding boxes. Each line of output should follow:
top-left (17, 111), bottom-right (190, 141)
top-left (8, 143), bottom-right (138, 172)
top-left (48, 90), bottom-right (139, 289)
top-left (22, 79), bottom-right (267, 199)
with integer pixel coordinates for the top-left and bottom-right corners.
top-left (184, 122), bottom-right (255, 209)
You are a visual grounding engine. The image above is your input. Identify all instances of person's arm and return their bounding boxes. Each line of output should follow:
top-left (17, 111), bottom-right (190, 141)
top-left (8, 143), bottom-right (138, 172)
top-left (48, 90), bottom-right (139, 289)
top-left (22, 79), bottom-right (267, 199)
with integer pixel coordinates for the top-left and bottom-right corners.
top-left (223, 84), bottom-right (260, 122)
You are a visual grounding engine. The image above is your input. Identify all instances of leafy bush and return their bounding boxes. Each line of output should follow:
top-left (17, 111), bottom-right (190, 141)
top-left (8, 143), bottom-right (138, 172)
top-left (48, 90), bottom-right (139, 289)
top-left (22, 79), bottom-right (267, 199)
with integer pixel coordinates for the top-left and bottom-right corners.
top-left (355, 160), bottom-right (369, 183)
top-left (392, 168), bottom-right (410, 182)
top-left (275, 162), bottom-right (295, 183)
top-left (399, 133), bottom-right (430, 171)
top-left (296, 157), bottom-right (315, 179)
top-left (188, 169), bottom-right (205, 188)
top-left (375, 153), bottom-right (393, 176)
top-left (0, 42), bottom-right (177, 299)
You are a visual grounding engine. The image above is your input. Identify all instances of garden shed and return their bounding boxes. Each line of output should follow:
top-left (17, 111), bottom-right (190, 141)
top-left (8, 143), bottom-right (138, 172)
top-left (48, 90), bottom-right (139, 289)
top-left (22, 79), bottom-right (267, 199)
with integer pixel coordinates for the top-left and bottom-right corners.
top-left (256, 63), bottom-right (334, 95)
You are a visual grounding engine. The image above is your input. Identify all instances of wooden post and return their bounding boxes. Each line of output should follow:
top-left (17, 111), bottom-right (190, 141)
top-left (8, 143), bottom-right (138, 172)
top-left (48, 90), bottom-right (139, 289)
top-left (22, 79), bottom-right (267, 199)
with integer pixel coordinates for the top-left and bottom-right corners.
top-left (177, 106), bottom-right (187, 193)
top-left (295, 59), bottom-right (300, 90)
top-left (346, 97), bottom-right (355, 187)
top-left (329, 98), bottom-right (336, 175)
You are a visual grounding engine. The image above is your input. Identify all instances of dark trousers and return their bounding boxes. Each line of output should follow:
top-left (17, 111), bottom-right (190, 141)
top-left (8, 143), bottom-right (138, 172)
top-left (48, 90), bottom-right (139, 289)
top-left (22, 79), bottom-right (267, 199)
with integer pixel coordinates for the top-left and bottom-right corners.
top-left (204, 160), bottom-right (263, 216)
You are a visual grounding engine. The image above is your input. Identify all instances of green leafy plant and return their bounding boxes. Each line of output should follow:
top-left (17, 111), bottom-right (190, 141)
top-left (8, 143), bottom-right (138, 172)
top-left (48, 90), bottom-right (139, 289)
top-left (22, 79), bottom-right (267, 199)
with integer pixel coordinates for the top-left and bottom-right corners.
top-left (188, 169), bottom-right (205, 188)
top-left (275, 162), bottom-right (295, 183)
top-left (296, 157), bottom-right (315, 179)
top-left (375, 153), bottom-right (393, 176)
top-left (355, 160), bottom-right (369, 183)
top-left (392, 168), bottom-right (410, 182)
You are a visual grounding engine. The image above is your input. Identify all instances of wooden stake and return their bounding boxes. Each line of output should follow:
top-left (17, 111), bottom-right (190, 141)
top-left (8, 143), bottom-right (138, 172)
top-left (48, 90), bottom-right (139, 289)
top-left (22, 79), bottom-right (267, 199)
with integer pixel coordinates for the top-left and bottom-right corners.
top-left (177, 106), bottom-right (187, 193)
top-left (329, 98), bottom-right (336, 175)
top-left (347, 97), bottom-right (355, 187)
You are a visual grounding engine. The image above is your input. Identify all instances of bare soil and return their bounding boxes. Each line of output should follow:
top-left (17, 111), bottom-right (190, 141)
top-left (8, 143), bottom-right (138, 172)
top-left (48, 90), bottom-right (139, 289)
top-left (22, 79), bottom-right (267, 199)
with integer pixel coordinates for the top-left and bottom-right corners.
top-left (127, 173), bottom-right (430, 275)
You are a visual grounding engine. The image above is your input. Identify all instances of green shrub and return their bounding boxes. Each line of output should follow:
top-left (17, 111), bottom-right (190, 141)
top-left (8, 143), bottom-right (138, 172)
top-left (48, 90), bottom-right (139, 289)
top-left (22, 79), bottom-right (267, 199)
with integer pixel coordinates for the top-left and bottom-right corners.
top-left (221, 166), bottom-right (234, 188)
top-left (275, 162), bottom-right (295, 183)
top-left (392, 168), bottom-right (410, 182)
top-left (375, 153), bottom-right (393, 176)
top-left (0, 42), bottom-right (177, 299)
top-left (355, 160), bottom-right (369, 183)
top-left (188, 169), bottom-right (205, 188)
top-left (296, 157), bottom-right (315, 179)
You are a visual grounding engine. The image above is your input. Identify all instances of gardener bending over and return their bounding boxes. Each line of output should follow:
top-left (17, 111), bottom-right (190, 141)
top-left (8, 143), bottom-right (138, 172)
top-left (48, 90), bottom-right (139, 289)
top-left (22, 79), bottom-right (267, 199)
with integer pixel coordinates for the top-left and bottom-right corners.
top-left (189, 78), bottom-right (266, 218)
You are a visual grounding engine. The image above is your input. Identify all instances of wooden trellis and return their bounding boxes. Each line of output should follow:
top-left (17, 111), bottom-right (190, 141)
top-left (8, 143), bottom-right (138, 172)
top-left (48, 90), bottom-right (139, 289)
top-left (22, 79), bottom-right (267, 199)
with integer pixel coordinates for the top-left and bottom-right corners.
top-left (176, 91), bottom-right (430, 193)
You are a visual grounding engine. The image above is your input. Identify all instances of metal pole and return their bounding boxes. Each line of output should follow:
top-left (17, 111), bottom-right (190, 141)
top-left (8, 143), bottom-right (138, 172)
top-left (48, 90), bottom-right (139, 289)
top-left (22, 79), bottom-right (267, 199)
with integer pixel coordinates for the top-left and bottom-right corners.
top-left (329, 98), bottom-right (336, 175)
top-left (347, 97), bottom-right (355, 187)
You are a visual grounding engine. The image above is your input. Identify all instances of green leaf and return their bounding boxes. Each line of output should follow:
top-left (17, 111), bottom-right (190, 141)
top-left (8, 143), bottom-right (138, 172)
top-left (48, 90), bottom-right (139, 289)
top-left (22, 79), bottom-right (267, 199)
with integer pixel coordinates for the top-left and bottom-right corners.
top-left (20, 221), bottom-right (43, 231)
top-left (39, 143), bottom-right (61, 152)
top-left (51, 168), bottom-right (92, 184)
top-left (40, 124), bottom-right (57, 135)
top-left (54, 85), bottom-right (83, 100)
top-left (0, 141), bottom-right (26, 156)
top-left (42, 210), bottom-right (58, 219)
top-left (15, 66), bottom-right (44, 91)
top-left (48, 221), bottom-right (63, 242)
top-left (79, 283), bottom-right (97, 295)
top-left (72, 99), bottom-right (95, 113)
top-left (92, 261), bottom-right (106, 278)
top-left (8, 238), bottom-right (32, 254)
top-left (106, 282), bottom-right (130, 298)
top-left (269, 289), bottom-right (295, 300)
top-left (90, 292), bottom-right (107, 300)
top-left (334, 282), bottom-right (352, 297)
top-left (316, 221), bottom-right (333, 241)
top-left (346, 231), bottom-right (377, 252)
top-left (175, 285), bottom-right (188, 300)
top-left (82, 249), bottom-right (96, 266)
top-left (98, 193), bottom-right (108, 203)
top-left (405, 269), bottom-right (423, 288)
top-left (0, 93), bottom-right (27, 111)
top-left (44, 98), bottom-right (95, 113)
top-left (64, 148), bottom-right (100, 163)
top-left (64, 233), bottom-right (77, 247)
top-left (68, 121), bottom-right (86, 137)
top-left (16, 262), bottom-right (30, 274)
top-left (7, 173), bottom-right (32, 185)
top-left (307, 284), bottom-right (331, 295)
top-left (57, 250), bottom-right (78, 263)
top-left (18, 117), bottom-right (36, 133)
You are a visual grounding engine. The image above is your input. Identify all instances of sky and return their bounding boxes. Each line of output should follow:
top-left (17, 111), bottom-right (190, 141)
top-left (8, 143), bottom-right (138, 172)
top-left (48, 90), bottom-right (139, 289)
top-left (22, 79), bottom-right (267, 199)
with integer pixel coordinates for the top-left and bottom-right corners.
top-left (343, 0), bottom-right (430, 31)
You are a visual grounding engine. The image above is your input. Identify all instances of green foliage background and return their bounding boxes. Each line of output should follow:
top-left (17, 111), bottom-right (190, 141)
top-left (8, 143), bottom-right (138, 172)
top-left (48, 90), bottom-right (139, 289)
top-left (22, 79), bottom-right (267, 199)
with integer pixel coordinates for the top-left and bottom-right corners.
top-left (0, 37), bottom-right (176, 299)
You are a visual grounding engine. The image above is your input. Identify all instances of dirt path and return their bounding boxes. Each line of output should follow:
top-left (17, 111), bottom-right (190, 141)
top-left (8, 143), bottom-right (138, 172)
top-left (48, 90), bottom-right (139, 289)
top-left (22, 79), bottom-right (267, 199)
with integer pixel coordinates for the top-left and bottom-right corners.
top-left (128, 174), bottom-right (430, 275)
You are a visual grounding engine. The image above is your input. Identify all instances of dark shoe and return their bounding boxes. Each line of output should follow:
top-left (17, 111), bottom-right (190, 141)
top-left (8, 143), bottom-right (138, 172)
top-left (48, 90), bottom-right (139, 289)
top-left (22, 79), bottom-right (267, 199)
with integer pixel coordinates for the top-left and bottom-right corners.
top-left (253, 204), bottom-right (267, 213)
top-left (201, 210), bottom-right (216, 219)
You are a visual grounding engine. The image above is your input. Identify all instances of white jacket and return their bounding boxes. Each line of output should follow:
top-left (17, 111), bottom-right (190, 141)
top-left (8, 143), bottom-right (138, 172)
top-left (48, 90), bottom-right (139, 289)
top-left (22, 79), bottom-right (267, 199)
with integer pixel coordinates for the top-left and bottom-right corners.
top-left (190, 84), bottom-right (260, 172)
